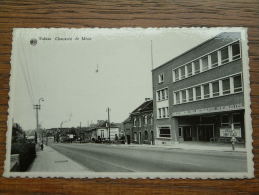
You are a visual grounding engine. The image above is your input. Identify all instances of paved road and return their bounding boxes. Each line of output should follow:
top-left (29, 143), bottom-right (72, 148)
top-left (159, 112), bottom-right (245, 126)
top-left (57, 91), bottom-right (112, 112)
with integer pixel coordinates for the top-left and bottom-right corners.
top-left (51, 143), bottom-right (247, 172)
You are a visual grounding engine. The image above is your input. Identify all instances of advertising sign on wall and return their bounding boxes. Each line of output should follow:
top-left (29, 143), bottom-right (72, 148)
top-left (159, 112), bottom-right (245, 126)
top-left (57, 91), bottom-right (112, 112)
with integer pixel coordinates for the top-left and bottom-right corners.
top-left (220, 128), bottom-right (241, 138)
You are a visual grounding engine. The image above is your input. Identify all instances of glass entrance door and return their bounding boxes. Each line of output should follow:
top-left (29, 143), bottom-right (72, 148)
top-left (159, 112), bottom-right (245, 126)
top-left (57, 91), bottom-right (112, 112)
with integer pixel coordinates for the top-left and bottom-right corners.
top-left (198, 125), bottom-right (214, 141)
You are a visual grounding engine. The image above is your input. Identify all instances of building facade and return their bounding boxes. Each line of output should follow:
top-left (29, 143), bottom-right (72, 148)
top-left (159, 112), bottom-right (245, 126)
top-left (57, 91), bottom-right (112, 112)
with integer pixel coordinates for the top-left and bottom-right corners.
top-left (152, 32), bottom-right (245, 145)
top-left (125, 99), bottom-right (154, 145)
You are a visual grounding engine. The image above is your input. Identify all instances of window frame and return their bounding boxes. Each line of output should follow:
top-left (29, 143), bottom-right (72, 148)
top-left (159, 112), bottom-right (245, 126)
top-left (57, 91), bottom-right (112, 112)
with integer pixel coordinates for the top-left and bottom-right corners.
top-left (158, 126), bottom-right (171, 138)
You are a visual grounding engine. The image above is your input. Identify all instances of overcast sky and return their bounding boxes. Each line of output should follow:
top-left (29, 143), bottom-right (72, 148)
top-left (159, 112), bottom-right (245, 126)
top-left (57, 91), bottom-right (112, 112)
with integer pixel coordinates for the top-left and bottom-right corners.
top-left (11, 28), bottom-right (228, 130)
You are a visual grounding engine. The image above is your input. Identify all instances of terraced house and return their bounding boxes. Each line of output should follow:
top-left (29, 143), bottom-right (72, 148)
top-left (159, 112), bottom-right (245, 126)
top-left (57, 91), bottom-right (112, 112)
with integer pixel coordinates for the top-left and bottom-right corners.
top-left (152, 32), bottom-right (246, 145)
top-left (124, 98), bottom-right (154, 145)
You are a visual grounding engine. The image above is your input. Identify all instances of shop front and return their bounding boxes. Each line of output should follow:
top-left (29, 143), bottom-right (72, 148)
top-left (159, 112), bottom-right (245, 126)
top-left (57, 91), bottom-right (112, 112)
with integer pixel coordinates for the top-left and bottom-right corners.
top-left (176, 110), bottom-right (245, 143)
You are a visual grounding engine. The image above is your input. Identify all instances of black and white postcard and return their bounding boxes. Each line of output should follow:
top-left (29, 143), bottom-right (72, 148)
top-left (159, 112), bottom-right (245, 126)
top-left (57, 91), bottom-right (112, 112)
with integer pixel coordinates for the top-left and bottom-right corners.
top-left (4, 28), bottom-right (254, 178)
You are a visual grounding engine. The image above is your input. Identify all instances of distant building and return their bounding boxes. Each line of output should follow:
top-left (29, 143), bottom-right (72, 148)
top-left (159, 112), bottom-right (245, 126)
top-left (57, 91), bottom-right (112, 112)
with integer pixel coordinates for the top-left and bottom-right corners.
top-left (124, 99), bottom-right (154, 145)
top-left (152, 32), bottom-right (245, 145)
top-left (86, 120), bottom-right (120, 141)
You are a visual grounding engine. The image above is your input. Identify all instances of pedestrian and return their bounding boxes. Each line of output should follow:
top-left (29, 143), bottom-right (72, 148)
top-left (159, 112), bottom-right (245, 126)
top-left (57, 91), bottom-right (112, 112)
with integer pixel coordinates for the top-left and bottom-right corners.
top-left (231, 136), bottom-right (236, 151)
top-left (40, 143), bottom-right (44, 151)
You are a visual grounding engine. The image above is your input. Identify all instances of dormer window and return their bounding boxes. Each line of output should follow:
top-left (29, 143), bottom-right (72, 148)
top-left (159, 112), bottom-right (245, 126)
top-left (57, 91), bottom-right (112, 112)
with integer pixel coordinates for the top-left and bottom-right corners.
top-left (158, 73), bottom-right (164, 83)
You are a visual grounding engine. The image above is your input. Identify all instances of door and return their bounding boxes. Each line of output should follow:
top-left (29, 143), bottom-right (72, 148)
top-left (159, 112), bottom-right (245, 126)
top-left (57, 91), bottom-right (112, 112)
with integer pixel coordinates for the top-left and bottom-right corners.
top-left (183, 126), bottom-right (192, 141)
top-left (139, 132), bottom-right (142, 144)
top-left (198, 125), bottom-right (214, 141)
top-left (126, 135), bottom-right (131, 144)
top-left (151, 131), bottom-right (154, 145)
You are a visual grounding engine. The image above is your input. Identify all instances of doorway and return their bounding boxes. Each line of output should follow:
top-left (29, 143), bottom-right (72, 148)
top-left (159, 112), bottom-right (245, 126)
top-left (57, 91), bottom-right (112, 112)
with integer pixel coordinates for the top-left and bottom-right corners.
top-left (139, 132), bottom-right (142, 144)
top-left (197, 124), bottom-right (214, 141)
top-left (126, 135), bottom-right (131, 144)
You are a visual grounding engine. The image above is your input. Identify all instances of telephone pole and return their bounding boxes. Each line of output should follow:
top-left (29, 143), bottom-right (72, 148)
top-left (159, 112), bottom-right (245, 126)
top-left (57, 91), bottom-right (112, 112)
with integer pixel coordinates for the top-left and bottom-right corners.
top-left (33, 97), bottom-right (44, 144)
top-left (107, 107), bottom-right (111, 141)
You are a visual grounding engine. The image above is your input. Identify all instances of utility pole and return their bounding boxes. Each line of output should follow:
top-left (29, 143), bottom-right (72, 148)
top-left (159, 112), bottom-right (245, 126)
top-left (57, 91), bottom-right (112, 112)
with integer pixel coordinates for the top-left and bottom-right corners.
top-left (33, 97), bottom-right (44, 144)
top-left (107, 107), bottom-right (111, 141)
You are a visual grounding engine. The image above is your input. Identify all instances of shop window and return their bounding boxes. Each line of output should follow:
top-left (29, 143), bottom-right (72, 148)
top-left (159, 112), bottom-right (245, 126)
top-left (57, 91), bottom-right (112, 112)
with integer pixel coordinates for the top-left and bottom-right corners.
top-left (180, 66), bottom-right (186, 79)
top-left (233, 113), bottom-right (242, 128)
top-left (144, 131), bottom-right (148, 140)
top-left (187, 63), bottom-right (192, 77)
top-left (234, 74), bottom-right (242, 92)
top-left (203, 84), bottom-right (210, 99)
top-left (232, 42), bottom-right (241, 60)
top-left (182, 90), bottom-right (187, 103)
top-left (221, 114), bottom-right (230, 127)
top-left (175, 69), bottom-right (179, 81)
top-left (188, 88), bottom-right (193, 101)
top-left (221, 47), bottom-right (229, 64)
top-left (195, 86), bottom-right (201, 100)
top-left (159, 127), bottom-right (171, 138)
top-left (211, 51), bottom-right (218, 68)
top-left (212, 81), bottom-right (219, 97)
top-left (158, 73), bottom-right (164, 83)
top-left (194, 60), bottom-right (200, 74)
top-left (202, 56), bottom-right (209, 71)
top-left (222, 78), bottom-right (230, 95)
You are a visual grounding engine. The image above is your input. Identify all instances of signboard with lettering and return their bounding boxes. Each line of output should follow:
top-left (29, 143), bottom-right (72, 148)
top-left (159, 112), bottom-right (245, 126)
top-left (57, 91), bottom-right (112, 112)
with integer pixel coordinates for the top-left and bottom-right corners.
top-left (172, 104), bottom-right (244, 117)
top-left (220, 128), bottom-right (241, 138)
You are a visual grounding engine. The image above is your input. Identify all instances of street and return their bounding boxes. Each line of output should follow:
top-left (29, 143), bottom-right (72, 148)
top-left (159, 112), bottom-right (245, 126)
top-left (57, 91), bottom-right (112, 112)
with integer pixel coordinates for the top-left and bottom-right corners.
top-left (50, 143), bottom-right (247, 172)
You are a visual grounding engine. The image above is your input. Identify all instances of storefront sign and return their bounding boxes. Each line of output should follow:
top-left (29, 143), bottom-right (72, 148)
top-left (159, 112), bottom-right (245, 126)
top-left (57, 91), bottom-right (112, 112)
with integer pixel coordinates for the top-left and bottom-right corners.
top-left (220, 128), bottom-right (241, 138)
top-left (172, 103), bottom-right (244, 116)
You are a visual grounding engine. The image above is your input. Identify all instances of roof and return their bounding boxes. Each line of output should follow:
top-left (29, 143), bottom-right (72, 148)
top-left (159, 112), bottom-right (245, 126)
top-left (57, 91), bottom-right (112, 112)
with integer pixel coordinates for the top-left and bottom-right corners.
top-left (152, 32), bottom-right (240, 72)
top-left (131, 99), bottom-right (153, 115)
top-left (86, 120), bottom-right (120, 131)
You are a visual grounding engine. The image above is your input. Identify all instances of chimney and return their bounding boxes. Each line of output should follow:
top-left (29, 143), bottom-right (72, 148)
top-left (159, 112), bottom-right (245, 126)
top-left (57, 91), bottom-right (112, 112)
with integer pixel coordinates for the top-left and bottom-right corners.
top-left (145, 98), bottom-right (151, 102)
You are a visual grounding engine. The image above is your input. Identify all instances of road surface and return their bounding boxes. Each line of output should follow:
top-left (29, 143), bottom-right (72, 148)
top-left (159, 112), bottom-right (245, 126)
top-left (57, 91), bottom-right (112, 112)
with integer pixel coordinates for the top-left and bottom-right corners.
top-left (51, 143), bottom-right (247, 172)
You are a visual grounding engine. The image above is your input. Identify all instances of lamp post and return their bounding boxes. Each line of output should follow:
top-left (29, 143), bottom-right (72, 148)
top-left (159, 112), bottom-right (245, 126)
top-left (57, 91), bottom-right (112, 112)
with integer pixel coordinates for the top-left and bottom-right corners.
top-left (34, 97), bottom-right (44, 144)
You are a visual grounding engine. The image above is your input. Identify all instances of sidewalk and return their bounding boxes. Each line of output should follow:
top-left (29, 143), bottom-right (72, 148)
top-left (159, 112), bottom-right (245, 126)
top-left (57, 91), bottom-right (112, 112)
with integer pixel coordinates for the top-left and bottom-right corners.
top-left (29, 145), bottom-right (89, 172)
top-left (110, 142), bottom-right (246, 152)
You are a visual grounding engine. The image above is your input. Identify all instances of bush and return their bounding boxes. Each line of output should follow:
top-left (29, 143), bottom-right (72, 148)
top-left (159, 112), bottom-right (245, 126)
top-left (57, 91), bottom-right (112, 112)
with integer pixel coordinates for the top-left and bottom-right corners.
top-left (11, 143), bottom-right (36, 171)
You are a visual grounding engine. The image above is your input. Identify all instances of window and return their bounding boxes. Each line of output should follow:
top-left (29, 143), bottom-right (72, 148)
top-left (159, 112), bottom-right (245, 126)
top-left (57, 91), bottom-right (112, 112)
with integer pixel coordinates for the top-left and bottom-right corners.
top-left (161, 90), bottom-right (165, 100)
top-left (222, 78), bottom-right (230, 95)
top-left (175, 69), bottom-right (179, 81)
top-left (158, 73), bottom-right (164, 83)
top-left (165, 88), bottom-right (168, 99)
top-left (212, 81), bottom-right (219, 97)
top-left (211, 51), bottom-right (218, 67)
top-left (139, 117), bottom-right (142, 127)
top-left (180, 66), bottom-right (186, 79)
top-left (182, 90), bottom-right (187, 103)
top-left (162, 108), bottom-right (166, 118)
top-left (175, 92), bottom-right (180, 104)
top-left (232, 42), bottom-right (241, 60)
top-left (195, 86), bottom-right (201, 100)
top-left (158, 108), bottom-right (162, 118)
top-left (221, 114), bottom-right (230, 127)
top-left (133, 118), bottom-right (136, 127)
top-left (194, 60), bottom-right (200, 74)
top-left (157, 91), bottom-right (161, 101)
top-left (150, 115), bottom-right (153, 124)
top-left (144, 115), bottom-right (148, 125)
top-left (188, 88), bottom-right (193, 101)
top-left (159, 127), bottom-right (171, 138)
top-left (187, 63), bottom-right (192, 77)
top-left (221, 47), bottom-right (229, 64)
top-left (234, 74), bottom-right (242, 92)
top-left (203, 84), bottom-right (210, 99)
top-left (233, 113), bottom-right (241, 128)
top-left (202, 56), bottom-right (209, 71)
top-left (166, 107), bottom-right (169, 117)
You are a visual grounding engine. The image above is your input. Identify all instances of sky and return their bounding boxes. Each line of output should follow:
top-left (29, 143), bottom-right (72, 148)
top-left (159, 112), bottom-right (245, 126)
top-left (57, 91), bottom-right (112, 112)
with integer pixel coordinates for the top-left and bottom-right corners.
top-left (11, 28), bottom-right (228, 130)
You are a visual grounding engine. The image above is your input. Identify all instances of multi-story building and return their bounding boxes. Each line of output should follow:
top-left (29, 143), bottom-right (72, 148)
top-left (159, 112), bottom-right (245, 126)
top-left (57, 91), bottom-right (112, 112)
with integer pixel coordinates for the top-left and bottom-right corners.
top-left (152, 32), bottom-right (245, 145)
top-left (127, 98), bottom-right (154, 145)
top-left (122, 117), bottom-right (132, 144)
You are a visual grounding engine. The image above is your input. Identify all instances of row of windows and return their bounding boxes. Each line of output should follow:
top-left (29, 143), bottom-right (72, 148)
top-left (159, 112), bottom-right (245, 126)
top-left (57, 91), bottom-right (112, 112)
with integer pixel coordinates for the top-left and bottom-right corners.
top-left (133, 131), bottom-right (150, 142)
top-left (156, 88), bottom-right (168, 101)
top-left (158, 107), bottom-right (169, 119)
top-left (133, 115), bottom-right (153, 127)
top-left (172, 41), bottom-right (241, 82)
top-left (174, 74), bottom-right (242, 105)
